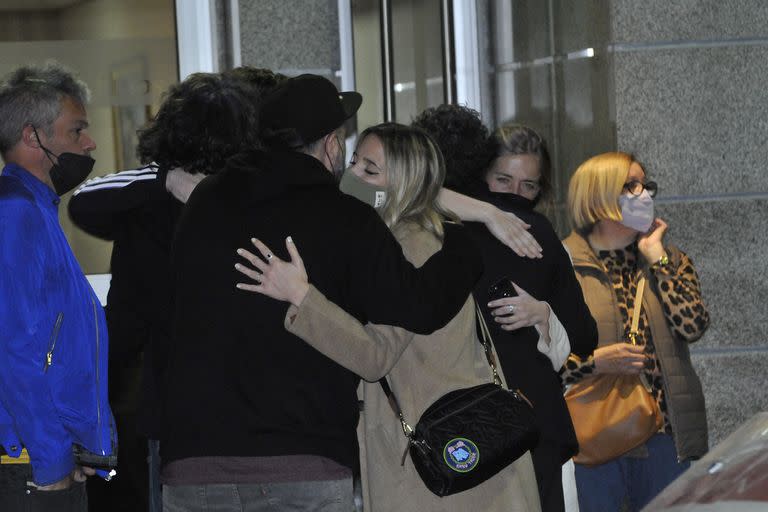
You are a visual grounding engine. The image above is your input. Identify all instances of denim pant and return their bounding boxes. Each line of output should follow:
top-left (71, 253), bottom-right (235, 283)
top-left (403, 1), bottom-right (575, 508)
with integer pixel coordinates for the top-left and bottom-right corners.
top-left (574, 434), bottom-right (690, 512)
top-left (163, 477), bottom-right (354, 512)
top-left (148, 440), bottom-right (162, 512)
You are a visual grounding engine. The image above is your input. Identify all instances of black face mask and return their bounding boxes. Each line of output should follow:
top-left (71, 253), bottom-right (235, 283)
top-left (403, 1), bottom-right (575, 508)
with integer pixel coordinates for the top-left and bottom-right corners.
top-left (33, 127), bottom-right (95, 196)
top-left (483, 188), bottom-right (539, 212)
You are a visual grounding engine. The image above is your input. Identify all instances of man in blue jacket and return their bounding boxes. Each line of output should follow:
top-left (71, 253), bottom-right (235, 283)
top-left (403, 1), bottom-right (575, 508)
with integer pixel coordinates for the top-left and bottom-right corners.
top-left (0, 62), bottom-right (116, 511)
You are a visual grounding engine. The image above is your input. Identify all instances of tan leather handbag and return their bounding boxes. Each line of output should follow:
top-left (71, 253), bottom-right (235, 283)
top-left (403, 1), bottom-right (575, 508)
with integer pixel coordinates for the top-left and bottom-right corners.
top-left (565, 276), bottom-right (663, 466)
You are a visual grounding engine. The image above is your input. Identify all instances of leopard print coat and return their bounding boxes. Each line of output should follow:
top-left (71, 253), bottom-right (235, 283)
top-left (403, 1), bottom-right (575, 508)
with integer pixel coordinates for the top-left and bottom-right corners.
top-left (561, 242), bottom-right (710, 433)
top-left (562, 231), bottom-right (710, 460)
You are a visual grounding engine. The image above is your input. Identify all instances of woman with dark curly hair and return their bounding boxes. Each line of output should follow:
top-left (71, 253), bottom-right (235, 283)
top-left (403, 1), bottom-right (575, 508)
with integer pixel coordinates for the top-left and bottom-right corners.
top-left (413, 105), bottom-right (598, 512)
top-left (68, 68), bottom-right (282, 512)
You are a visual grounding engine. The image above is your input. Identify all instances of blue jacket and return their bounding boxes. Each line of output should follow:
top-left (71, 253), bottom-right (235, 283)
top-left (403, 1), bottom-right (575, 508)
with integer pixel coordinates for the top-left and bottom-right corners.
top-left (0, 163), bottom-right (115, 485)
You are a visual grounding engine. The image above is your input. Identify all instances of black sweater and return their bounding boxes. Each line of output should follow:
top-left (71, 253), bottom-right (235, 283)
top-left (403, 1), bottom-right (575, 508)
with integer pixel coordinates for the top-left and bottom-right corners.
top-left (463, 188), bottom-right (598, 461)
top-left (163, 150), bottom-right (482, 469)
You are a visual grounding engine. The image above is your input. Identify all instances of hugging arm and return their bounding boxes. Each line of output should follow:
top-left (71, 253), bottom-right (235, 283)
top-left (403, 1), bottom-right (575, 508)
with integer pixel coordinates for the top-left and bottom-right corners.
top-left (236, 214), bottom-right (482, 334)
top-left (438, 188), bottom-right (542, 258)
top-left (235, 238), bottom-right (415, 380)
top-left (285, 286), bottom-right (415, 381)
top-left (68, 165), bottom-right (168, 239)
top-left (349, 219), bottom-right (482, 333)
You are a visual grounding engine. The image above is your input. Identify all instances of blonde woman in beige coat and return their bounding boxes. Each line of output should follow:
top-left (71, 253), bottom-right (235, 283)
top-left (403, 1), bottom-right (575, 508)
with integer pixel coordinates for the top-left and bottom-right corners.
top-left (234, 123), bottom-right (553, 511)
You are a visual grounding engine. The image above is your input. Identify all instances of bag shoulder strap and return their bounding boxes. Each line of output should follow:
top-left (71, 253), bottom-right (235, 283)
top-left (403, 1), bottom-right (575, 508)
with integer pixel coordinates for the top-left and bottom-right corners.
top-left (628, 276), bottom-right (647, 345)
top-left (378, 376), bottom-right (414, 437)
top-left (474, 302), bottom-right (503, 386)
top-left (378, 300), bottom-right (501, 439)
top-left (629, 275), bottom-right (654, 392)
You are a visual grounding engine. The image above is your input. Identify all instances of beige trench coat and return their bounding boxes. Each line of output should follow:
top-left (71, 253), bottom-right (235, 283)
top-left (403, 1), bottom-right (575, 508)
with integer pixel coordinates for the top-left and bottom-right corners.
top-left (285, 222), bottom-right (541, 512)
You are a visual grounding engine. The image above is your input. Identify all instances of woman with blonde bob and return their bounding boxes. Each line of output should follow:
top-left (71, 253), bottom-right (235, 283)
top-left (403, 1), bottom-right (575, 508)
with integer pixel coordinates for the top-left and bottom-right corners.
top-left (235, 123), bottom-right (542, 511)
top-left (561, 152), bottom-right (710, 511)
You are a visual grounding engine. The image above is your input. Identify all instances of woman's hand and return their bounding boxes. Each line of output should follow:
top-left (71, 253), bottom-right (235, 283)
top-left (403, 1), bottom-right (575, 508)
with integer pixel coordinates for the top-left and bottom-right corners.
top-left (487, 282), bottom-right (550, 331)
top-left (235, 237), bottom-right (310, 307)
top-left (593, 343), bottom-right (647, 375)
top-left (637, 217), bottom-right (668, 264)
top-left (485, 208), bottom-right (543, 259)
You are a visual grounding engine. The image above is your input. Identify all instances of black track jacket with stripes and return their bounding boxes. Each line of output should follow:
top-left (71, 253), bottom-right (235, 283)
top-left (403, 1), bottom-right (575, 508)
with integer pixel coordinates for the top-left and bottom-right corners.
top-left (68, 164), bottom-right (179, 438)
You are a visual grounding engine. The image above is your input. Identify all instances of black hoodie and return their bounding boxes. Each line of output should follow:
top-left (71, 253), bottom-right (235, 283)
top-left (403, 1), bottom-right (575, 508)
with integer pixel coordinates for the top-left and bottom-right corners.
top-left (162, 150), bottom-right (482, 470)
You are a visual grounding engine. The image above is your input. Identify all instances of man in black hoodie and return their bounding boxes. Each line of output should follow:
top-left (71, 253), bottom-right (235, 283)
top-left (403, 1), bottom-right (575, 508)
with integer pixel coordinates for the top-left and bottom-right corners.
top-left (68, 69), bottom-right (280, 512)
top-left (161, 75), bottom-right (482, 511)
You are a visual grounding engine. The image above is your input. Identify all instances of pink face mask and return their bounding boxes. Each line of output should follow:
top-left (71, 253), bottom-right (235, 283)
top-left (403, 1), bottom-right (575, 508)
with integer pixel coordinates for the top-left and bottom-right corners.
top-left (618, 190), bottom-right (654, 233)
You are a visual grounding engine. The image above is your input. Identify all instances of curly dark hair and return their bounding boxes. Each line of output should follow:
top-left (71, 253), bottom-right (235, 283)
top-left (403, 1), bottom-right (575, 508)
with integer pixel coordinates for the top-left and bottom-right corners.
top-left (137, 72), bottom-right (261, 175)
top-left (411, 104), bottom-right (495, 192)
top-left (221, 66), bottom-right (287, 95)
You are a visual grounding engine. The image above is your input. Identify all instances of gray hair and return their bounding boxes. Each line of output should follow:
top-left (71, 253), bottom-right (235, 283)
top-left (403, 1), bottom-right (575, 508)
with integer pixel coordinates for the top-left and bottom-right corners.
top-left (0, 61), bottom-right (90, 156)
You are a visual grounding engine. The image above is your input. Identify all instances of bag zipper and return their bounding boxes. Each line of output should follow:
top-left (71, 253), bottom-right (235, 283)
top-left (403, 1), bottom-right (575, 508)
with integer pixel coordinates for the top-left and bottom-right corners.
top-left (425, 386), bottom-right (506, 430)
top-left (43, 313), bottom-right (64, 372)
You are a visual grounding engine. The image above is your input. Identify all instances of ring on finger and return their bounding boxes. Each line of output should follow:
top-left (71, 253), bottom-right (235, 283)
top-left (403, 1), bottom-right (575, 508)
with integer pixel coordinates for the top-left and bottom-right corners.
top-left (507, 304), bottom-right (515, 314)
top-left (266, 253), bottom-right (273, 260)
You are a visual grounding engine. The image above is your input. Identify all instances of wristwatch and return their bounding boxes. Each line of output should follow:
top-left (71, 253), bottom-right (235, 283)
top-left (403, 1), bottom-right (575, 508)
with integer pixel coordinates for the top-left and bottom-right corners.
top-left (651, 252), bottom-right (669, 270)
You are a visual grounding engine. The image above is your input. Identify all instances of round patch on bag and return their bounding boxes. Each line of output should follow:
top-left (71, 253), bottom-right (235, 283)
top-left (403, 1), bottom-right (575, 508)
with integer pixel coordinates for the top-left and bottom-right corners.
top-left (443, 437), bottom-right (479, 472)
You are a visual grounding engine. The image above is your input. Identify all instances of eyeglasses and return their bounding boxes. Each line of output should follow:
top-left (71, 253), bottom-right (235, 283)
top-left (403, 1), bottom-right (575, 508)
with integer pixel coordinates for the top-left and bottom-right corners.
top-left (623, 180), bottom-right (658, 198)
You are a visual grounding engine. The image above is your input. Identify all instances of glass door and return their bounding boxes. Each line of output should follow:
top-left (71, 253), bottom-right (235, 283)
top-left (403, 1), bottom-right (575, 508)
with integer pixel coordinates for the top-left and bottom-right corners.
top-left (351, 0), bottom-right (453, 126)
top-left (0, 0), bottom-right (178, 280)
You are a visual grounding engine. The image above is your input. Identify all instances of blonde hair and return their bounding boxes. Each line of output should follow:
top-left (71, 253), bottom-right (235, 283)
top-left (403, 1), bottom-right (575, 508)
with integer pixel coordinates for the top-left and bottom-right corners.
top-left (568, 152), bottom-right (634, 232)
top-left (358, 123), bottom-right (457, 240)
top-left (491, 124), bottom-right (551, 200)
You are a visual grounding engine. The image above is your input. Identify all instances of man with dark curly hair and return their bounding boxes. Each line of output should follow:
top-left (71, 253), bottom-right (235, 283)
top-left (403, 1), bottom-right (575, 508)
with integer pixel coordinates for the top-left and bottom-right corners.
top-left (412, 104), bottom-right (497, 192)
top-left (67, 68), bottom-right (283, 512)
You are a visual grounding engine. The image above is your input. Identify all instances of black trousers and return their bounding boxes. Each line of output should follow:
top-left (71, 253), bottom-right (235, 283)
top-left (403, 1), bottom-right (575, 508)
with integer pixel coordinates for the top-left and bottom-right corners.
top-left (87, 360), bottom-right (148, 512)
top-left (0, 464), bottom-right (87, 512)
top-left (531, 440), bottom-right (566, 512)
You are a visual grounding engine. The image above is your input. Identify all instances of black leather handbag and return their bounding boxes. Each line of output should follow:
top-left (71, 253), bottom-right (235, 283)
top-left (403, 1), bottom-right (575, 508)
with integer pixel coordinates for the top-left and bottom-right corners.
top-left (379, 303), bottom-right (539, 497)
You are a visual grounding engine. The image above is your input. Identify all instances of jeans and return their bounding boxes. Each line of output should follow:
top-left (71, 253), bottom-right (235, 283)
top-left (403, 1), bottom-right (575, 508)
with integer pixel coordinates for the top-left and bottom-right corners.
top-left (163, 477), bottom-right (354, 512)
top-left (148, 440), bottom-right (162, 512)
top-left (0, 464), bottom-right (87, 512)
top-left (574, 434), bottom-right (690, 512)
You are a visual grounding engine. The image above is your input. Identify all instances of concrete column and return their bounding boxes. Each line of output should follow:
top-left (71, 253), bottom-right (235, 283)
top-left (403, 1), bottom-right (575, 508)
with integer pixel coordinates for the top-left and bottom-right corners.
top-left (610, 0), bottom-right (768, 446)
top-left (237, 0), bottom-right (340, 79)
top-left (483, 0), bottom-right (768, 446)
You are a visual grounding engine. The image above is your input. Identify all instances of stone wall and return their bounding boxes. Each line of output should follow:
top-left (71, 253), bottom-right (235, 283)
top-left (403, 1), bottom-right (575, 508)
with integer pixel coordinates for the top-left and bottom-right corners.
top-left (482, 0), bottom-right (768, 446)
top-left (238, 0), bottom-right (340, 79)
top-left (611, 0), bottom-right (768, 446)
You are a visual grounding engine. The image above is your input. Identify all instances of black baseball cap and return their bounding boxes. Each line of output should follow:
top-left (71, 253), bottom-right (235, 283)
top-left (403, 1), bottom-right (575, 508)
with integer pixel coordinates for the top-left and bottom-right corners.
top-left (259, 74), bottom-right (362, 148)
